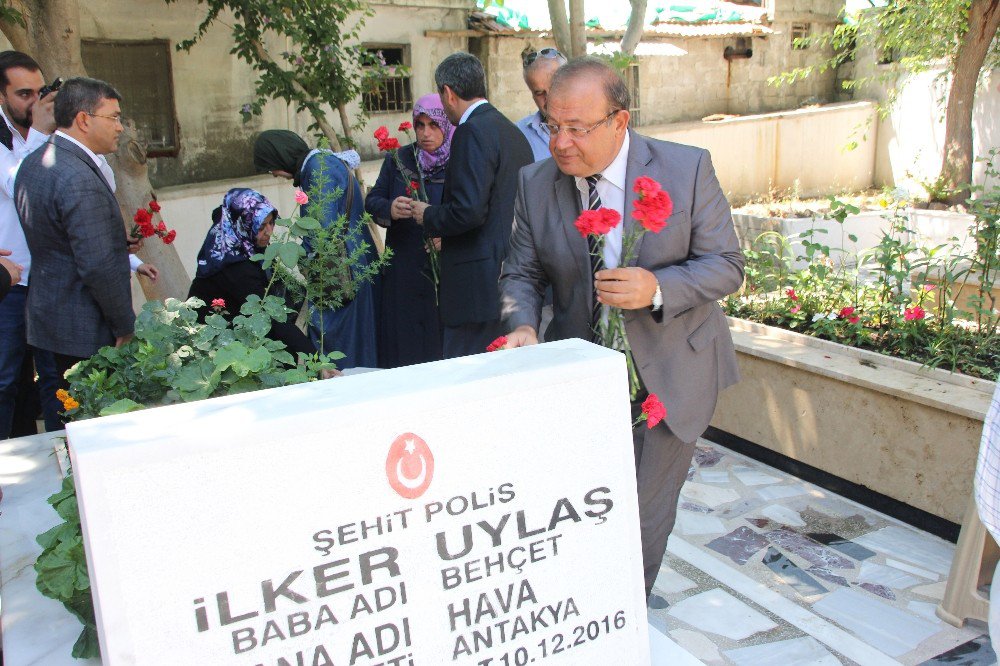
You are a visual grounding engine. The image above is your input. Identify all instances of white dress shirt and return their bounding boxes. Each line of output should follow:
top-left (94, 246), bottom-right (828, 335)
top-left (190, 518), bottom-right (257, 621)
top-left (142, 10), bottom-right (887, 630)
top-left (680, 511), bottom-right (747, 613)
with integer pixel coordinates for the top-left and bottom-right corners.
top-left (459, 99), bottom-right (489, 126)
top-left (0, 107), bottom-right (49, 285)
top-left (574, 132), bottom-right (630, 269)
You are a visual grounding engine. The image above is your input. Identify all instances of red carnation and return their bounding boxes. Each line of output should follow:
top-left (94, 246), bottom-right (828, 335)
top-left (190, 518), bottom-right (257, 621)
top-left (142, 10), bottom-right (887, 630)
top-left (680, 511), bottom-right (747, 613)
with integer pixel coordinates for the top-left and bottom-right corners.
top-left (398, 121), bottom-right (412, 132)
top-left (378, 137), bottom-right (401, 152)
top-left (486, 336), bottom-right (507, 352)
top-left (574, 207), bottom-right (621, 238)
top-left (163, 229), bottom-right (177, 245)
top-left (632, 189), bottom-right (673, 233)
top-left (641, 393), bottom-right (667, 429)
top-left (133, 208), bottom-right (152, 226)
top-left (406, 180), bottom-right (419, 196)
top-left (148, 200), bottom-right (161, 212)
top-left (373, 126), bottom-right (389, 141)
top-left (786, 288), bottom-right (798, 301)
top-left (211, 298), bottom-right (226, 309)
top-left (633, 176), bottom-right (661, 198)
top-left (157, 220), bottom-right (166, 232)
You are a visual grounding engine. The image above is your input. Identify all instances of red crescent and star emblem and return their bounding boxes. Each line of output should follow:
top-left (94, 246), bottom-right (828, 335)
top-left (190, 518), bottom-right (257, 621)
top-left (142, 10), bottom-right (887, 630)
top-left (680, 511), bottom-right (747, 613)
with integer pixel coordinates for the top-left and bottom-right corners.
top-left (386, 432), bottom-right (434, 499)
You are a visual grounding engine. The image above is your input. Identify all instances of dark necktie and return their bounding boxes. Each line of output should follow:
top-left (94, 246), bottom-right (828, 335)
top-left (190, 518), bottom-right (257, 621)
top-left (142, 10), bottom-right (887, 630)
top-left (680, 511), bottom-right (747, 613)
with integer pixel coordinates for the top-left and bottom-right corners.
top-left (586, 174), bottom-right (603, 340)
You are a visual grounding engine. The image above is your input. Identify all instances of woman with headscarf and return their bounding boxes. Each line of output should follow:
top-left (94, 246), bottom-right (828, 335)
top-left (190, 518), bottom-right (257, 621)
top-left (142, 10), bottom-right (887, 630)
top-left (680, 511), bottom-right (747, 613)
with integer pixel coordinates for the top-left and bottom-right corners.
top-left (364, 94), bottom-right (454, 368)
top-left (253, 130), bottom-right (379, 370)
top-left (188, 188), bottom-right (314, 354)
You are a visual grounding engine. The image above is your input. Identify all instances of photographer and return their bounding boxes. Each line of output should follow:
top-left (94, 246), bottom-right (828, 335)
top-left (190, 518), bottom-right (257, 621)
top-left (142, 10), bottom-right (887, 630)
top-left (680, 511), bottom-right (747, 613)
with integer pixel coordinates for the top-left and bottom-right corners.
top-left (0, 51), bottom-right (59, 438)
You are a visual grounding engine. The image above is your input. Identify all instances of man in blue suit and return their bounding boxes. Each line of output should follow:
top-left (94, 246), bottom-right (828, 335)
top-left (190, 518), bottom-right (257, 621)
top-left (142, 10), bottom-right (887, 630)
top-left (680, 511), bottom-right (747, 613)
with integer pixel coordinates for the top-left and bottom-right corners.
top-left (15, 77), bottom-right (134, 386)
top-left (410, 52), bottom-right (533, 358)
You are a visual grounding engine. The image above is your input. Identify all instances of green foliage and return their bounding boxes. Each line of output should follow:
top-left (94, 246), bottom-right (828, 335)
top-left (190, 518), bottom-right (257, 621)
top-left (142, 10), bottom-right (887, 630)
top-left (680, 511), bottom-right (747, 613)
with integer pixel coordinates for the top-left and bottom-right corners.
top-left (266, 156), bottom-right (392, 352)
top-left (168, 0), bottom-right (386, 146)
top-left (726, 169), bottom-right (1000, 380)
top-left (771, 1), bottom-right (998, 91)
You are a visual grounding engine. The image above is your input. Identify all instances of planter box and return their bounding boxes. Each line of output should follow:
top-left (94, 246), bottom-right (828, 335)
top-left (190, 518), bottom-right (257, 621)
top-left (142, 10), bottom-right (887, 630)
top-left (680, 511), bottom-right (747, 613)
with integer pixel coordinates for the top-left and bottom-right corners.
top-left (711, 318), bottom-right (995, 524)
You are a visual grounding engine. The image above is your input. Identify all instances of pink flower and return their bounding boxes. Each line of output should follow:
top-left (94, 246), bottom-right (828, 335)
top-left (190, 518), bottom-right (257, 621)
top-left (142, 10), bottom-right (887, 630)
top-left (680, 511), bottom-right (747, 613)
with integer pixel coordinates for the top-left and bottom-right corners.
top-left (904, 306), bottom-right (926, 321)
top-left (211, 298), bottom-right (226, 310)
top-left (786, 288), bottom-right (798, 301)
top-left (295, 189), bottom-right (309, 205)
top-left (790, 305), bottom-right (801, 314)
top-left (923, 284), bottom-right (936, 292)
top-left (839, 306), bottom-right (860, 324)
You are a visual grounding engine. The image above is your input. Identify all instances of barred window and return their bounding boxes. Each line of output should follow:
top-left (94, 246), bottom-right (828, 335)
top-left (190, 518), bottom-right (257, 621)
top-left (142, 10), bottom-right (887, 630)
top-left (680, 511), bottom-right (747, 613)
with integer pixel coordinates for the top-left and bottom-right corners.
top-left (791, 23), bottom-right (811, 49)
top-left (81, 40), bottom-right (178, 156)
top-left (362, 45), bottom-right (413, 114)
top-left (625, 63), bottom-right (641, 127)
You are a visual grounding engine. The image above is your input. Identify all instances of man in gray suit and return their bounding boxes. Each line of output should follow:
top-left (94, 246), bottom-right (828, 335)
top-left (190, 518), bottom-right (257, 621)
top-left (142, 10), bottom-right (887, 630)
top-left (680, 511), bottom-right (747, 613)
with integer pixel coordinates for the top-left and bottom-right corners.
top-left (15, 77), bottom-right (133, 385)
top-left (500, 58), bottom-right (744, 596)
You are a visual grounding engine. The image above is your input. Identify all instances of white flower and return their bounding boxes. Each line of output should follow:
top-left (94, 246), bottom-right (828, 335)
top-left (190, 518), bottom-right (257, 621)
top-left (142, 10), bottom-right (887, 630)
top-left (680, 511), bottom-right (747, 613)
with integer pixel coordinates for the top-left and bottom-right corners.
top-left (827, 312), bottom-right (838, 320)
top-left (892, 186), bottom-right (910, 200)
top-left (812, 313), bottom-right (825, 322)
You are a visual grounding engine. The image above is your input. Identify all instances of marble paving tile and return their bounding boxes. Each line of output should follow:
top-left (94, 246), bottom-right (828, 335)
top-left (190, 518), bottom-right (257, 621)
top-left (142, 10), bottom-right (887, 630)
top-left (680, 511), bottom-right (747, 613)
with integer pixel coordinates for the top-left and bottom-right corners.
top-left (746, 517), bottom-right (774, 529)
top-left (911, 580), bottom-right (948, 601)
top-left (907, 600), bottom-right (944, 624)
top-left (668, 588), bottom-right (778, 641)
top-left (807, 532), bottom-right (877, 561)
top-left (765, 528), bottom-right (856, 570)
top-left (762, 547), bottom-right (829, 598)
top-left (808, 566), bottom-right (850, 588)
top-left (679, 500), bottom-right (714, 514)
top-left (857, 561), bottom-right (921, 589)
top-left (682, 482), bottom-right (741, 508)
top-left (733, 466), bottom-right (783, 486)
top-left (648, 593), bottom-right (670, 609)
top-left (686, 466), bottom-right (696, 481)
top-left (694, 446), bottom-right (724, 468)
top-left (676, 511), bottom-right (728, 536)
top-left (648, 618), bottom-right (706, 666)
top-left (761, 505), bottom-right (807, 528)
top-left (858, 582), bottom-right (896, 600)
top-left (799, 507), bottom-right (876, 539)
top-left (670, 628), bottom-right (724, 664)
top-left (700, 469), bottom-right (731, 484)
top-left (886, 557), bottom-right (940, 581)
top-left (812, 587), bottom-right (941, 657)
top-left (723, 636), bottom-right (842, 666)
top-left (654, 565), bottom-right (698, 596)
top-left (706, 526), bottom-right (770, 565)
top-left (919, 635), bottom-right (997, 665)
top-left (853, 526), bottom-right (954, 576)
top-left (716, 498), bottom-right (768, 520)
top-left (757, 485), bottom-right (810, 501)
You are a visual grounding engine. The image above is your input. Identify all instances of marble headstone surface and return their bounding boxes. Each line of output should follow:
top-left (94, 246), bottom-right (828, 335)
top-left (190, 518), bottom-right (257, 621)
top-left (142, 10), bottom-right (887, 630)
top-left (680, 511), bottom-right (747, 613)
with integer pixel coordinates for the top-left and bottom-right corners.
top-left (67, 339), bottom-right (650, 665)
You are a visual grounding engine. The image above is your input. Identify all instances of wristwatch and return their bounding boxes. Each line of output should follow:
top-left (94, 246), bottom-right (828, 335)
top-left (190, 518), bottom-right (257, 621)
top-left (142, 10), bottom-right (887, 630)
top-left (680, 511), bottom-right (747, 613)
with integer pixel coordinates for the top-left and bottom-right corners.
top-left (651, 283), bottom-right (663, 311)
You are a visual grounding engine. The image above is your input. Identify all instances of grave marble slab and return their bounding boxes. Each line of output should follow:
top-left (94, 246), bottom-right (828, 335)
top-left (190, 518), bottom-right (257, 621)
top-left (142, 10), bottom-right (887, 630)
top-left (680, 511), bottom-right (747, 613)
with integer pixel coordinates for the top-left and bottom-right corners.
top-left (668, 588), bottom-right (778, 641)
top-left (812, 588), bottom-right (940, 657)
top-left (732, 466), bottom-right (783, 487)
top-left (653, 566), bottom-right (698, 596)
top-left (760, 505), bottom-right (807, 528)
top-left (676, 511), bottom-right (728, 536)
top-left (858, 561), bottom-right (921, 589)
top-left (681, 482), bottom-right (741, 508)
top-left (756, 485), bottom-right (810, 501)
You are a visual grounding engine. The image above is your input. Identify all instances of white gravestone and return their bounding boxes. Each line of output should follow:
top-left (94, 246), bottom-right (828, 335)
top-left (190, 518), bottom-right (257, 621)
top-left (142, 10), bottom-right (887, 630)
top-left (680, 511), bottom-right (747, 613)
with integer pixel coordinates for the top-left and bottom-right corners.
top-left (68, 339), bottom-right (650, 665)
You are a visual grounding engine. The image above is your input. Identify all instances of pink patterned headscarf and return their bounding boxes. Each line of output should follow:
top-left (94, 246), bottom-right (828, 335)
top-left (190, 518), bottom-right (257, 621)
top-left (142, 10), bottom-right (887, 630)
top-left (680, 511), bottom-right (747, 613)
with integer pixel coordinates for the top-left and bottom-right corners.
top-left (413, 94), bottom-right (455, 176)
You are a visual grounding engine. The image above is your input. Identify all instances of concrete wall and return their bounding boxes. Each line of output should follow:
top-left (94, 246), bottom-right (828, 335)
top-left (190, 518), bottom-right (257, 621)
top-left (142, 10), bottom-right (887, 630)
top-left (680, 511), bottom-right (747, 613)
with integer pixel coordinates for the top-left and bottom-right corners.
top-left (851, 49), bottom-right (1000, 192)
top-left (482, 29), bottom-right (843, 129)
top-left (642, 101), bottom-right (877, 204)
top-left (71, 0), bottom-right (471, 188)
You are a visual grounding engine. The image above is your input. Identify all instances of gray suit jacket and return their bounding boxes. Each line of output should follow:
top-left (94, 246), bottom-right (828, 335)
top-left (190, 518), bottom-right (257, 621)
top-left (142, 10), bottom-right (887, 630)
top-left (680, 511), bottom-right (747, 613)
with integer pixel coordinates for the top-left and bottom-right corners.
top-left (500, 131), bottom-right (744, 442)
top-left (15, 134), bottom-right (134, 358)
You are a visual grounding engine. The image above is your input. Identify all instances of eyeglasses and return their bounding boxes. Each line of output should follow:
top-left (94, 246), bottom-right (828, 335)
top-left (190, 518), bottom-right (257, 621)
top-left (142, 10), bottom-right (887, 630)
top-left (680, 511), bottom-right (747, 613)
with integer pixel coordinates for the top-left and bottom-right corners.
top-left (86, 112), bottom-right (123, 126)
top-left (522, 47), bottom-right (564, 69)
top-left (542, 110), bottom-right (621, 139)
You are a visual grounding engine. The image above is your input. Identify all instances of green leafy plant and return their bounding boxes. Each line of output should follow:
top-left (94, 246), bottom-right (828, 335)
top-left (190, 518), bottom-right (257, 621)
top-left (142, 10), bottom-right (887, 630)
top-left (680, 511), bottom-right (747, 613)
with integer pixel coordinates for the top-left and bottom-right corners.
top-left (726, 173), bottom-right (1000, 380)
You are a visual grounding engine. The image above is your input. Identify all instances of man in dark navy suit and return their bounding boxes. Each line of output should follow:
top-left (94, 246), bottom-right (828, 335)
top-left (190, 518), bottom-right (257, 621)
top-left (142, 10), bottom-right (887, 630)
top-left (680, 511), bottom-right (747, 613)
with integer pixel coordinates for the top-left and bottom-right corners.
top-left (409, 52), bottom-right (533, 358)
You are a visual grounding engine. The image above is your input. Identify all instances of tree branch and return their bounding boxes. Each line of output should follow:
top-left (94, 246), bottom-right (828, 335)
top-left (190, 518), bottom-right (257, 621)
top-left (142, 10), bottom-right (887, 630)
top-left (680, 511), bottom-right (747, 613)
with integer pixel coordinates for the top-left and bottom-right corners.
top-left (546, 0), bottom-right (571, 56)
top-left (620, 0), bottom-right (647, 56)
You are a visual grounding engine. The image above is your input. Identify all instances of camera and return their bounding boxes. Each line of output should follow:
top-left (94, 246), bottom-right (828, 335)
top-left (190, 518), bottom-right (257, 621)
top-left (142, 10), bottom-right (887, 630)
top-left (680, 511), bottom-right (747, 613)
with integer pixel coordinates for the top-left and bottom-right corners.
top-left (39, 77), bottom-right (63, 99)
